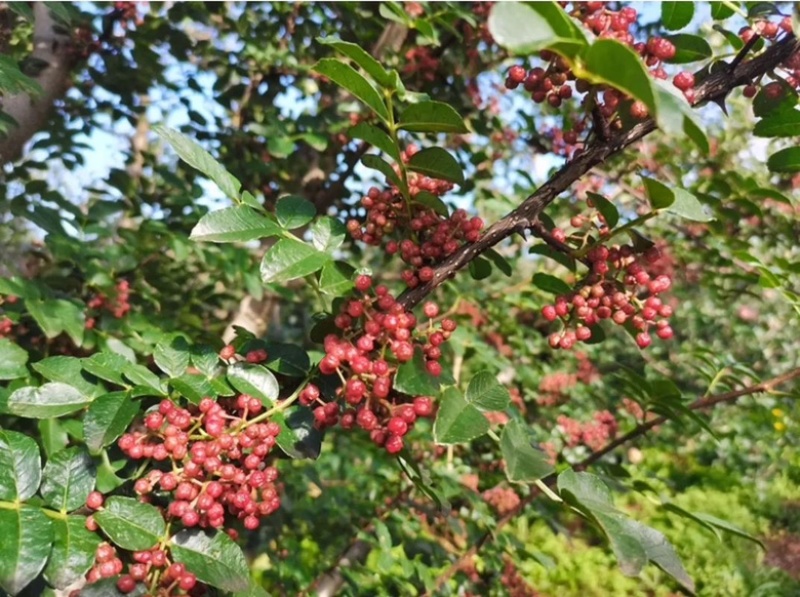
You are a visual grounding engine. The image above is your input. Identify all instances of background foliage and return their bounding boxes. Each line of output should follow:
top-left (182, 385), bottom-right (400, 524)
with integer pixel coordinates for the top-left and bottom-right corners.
top-left (0, 2), bottom-right (799, 596)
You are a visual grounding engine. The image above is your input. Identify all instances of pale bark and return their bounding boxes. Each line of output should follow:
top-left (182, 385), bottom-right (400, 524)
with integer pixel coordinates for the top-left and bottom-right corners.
top-left (0, 3), bottom-right (76, 165)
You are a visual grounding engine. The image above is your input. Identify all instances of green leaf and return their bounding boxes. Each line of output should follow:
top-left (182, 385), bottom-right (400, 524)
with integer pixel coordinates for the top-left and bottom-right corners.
top-left (665, 34), bottom-right (712, 63)
top-left (398, 101), bottom-right (468, 134)
top-left (710, 1), bottom-right (735, 19)
top-left (190, 206), bottom-right (281, 243)
top-left (0, 55), bottom-right (41, 95)
top-left (0, 430), bottom-right (41, 501)
top-left (310, 217), bottom-right (347, 252)
top-left (348, 123), bottom-right (401, 163)
top-left (264, 343), bottom-right (310, 377)
top-left (39, 418), bottom-right (69, 458)
top-left (466, 371), bottom-right (510, 411)
top-left (754, 110), bottom-right (800, 137)
top-left (122, 362), bottom-right (165, 395)
top-left (643, 177), bottom-right (712, 221)
top-left (661, 2), bottom-right (694, 30)
top-left (83, 351), bottom-right (129, 386)
top-left (410, 191), bottom-right (447, 217)
top-left (361, 154), bottom-right (405, 191)
top-left (587, 192), bottom-right (620, 229)
top-left (170, 529), bottom-right (250, 592)
top-left (753, 80), bottom-right (797, 118)
top-left (501, 419), bottom-right (554, 483)
top-left (83, 392), bottom-right (139, 453)
top-left (642, 177), bottom-right (674, 210)
top-left (227, 363), bottom-right (279, 406)
top-left (8, 382), bottom-right (93, 419)
top-left (170, 373), bottom-right (216, 403)
top-left (484, 248), bottom-right (513, 276)
top-left (6, 2), bottom-right (33, 21)
top-left (318, 261), bottom-right (355, 296)
top-left (683, 114), bottom-right (710, 154)
top-left (667, 189), bottom-right (713, 222)
top-left (468, 256), bottom-right (492, 280)
top-left (317, 37), bottom-right (395, 88)
top-left (433, 387), bottom-right (490, 444)
top-left (266, 136), bottom-right (295, 159)
top-left (488, 2), bottom-right (586, 58)
top-left (0, 339), bottom-right (28, 380)
top-left (0, 506), bottom-right (53, 595)
top-left (530, 244), bottom-right (577, 272)
top-left (154, 125), bottom-right (242, 200)
top-left (394, 351), bottom-right (441, 396)
top-left (33, 356), bottom-right (103, 398)
top-left (94, 497), bottom-right (165, 551)
top-left (558, 470), bottom-right (694, 592)
top-left (44, 515), bottom-right (102, 590)
top-left (691, 512), bottom-right (766, 549)
top-left (580, 39), bottom-right (657, 118)
top-left (273, 407), bottom-right (322, 460)
top-left (299, 132), bottom-right (328, 152)
top-left (312, 58), bottom-right (389, 122)
top-left (190, 345), bottom-right (220, 377)
top-left (532, 272), bottom-right (572, 295)
top-left (276, 195), bottom-right (317, 230)
top-left (26, 298), bottom-right (85, 345)
top-left (154, 337), bottom-right (191, 378)
top-left (713, 25), bottom-right (744, 50)
top-left (40, 447), bottom-right (95, 512)
top-left (767, 147), bottom-right (800, 173)
top-left (260, 238), bottom-right (331, 285)
top-left (407, 147), bottom-right (464, 185)
top-left (95, 453), bottom-right (126, 494)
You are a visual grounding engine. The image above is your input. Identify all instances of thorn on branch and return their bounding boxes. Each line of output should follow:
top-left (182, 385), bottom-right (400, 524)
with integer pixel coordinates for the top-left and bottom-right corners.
top-left (729, 32), bottom-right (763, 72)
top-left (590, 100), bottom-right (611, 143)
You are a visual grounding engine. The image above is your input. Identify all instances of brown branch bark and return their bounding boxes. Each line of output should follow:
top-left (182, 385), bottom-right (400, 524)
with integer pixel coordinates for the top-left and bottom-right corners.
top-left (0, 3), bottom-right (77, 165)
top-left (424, 366), bottom-right (800, 595)
top-left (397, 34), bottom-right (800, 310)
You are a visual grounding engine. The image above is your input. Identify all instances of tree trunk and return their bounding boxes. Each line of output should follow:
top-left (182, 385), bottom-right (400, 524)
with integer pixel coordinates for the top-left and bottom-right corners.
top-left (0, 3), bottom-right (76, 165)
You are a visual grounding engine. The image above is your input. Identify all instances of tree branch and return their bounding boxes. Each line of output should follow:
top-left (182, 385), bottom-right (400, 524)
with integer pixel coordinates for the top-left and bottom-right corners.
top-left (0, 3), bottom-right (77, 165)
top-left (398, 34), bottom-right (800, 310)
top-left (424, 366), bottom-right (800, 594)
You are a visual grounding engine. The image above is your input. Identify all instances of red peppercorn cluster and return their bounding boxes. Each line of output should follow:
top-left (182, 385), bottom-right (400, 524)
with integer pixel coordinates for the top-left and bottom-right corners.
top-left (114, 1), bottom-right (138, 22)
top-left (402, 46), bottom-right (440, 82)
top-left (84, 540), bottom-right (199, 596)
top-left (86, 542), bottom-right (124, 584)
top-left (347, 185), bottom-right (484, 287)
top-left (0, 315), bottom-right (12, 337)
top-left (504, 54), bottom-right (575, 108)
top-left (541, 245), bottom-right (675, 349)
top-left (301, 275), bottom-right (452, 454)
top-left (116, 397), bottom-right (281, 531)
top-left (502, 2), bottom-right (718, 126)
top-left (82, 494), bottom-right (202, 596)
top-left (557, 410), bottom-right (619, 451)
top-left (85, 279), bottom-right (132, 329)
top-left (481, 485), bottom-right (521, 516)
top-left (347, 146), bottom-right (483, 288)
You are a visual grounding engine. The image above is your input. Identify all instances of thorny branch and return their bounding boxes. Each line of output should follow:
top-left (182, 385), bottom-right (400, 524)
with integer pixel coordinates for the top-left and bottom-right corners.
top-left (397, 34), bottom-right (800, 310)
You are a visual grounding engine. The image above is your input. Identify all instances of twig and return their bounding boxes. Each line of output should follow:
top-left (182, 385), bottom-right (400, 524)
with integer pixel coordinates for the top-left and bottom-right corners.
top-left (529, 220), bottom-right (589, 267)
